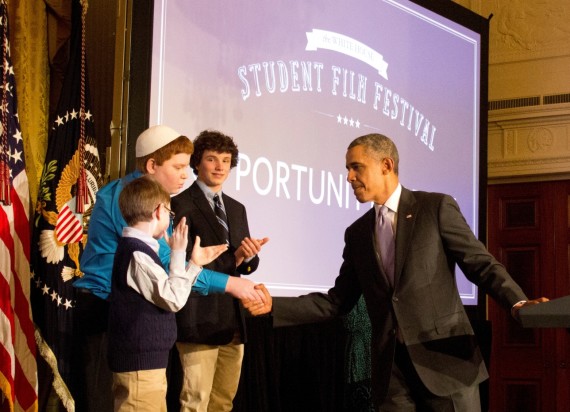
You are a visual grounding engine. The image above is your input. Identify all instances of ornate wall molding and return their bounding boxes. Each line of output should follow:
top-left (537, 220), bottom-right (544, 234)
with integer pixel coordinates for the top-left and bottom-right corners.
top-left (487, 0), bottom-right (570, 64)
top-left (488, 104), bottom-right (570, 181)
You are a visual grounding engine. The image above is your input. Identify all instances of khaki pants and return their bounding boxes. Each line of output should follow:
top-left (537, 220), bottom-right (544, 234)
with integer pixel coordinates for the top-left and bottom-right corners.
top-left (177, 341), bottom-right (244, 412)
top-left (112, 368), bottom-right (167, 412)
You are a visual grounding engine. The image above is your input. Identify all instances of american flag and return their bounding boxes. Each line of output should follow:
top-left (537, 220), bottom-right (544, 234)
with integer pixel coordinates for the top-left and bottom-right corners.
top-left (30, 0), bottom-right (103, 409)
top-left (0, 1), bottom-right (39, 411)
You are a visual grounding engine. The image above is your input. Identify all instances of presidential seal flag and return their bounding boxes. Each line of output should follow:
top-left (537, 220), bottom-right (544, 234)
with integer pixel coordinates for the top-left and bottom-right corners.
top-left (0, 1), bottom-right (39, 411)
top-left (30, 1), bottom-right (103, 410)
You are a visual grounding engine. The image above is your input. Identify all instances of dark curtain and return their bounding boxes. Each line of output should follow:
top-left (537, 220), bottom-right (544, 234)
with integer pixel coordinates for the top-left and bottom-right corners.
top-left (167, 315), bottom-right (490, 412)
top-left (234, 316), bottom-right (349, 412)
top-left (166, 316), bottom-right (354, 412)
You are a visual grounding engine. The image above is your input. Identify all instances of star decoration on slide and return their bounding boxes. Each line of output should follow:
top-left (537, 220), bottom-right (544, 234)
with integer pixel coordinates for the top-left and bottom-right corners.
top-left (337, 113), bottom-right (361, 128)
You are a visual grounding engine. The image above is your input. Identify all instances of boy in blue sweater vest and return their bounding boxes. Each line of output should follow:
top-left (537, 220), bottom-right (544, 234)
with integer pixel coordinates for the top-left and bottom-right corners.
top-left (108, 176), bottom-right (227, 412)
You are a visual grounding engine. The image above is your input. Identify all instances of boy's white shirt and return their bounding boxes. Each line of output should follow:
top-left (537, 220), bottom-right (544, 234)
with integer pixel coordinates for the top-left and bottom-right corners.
top-left (121, 226), bottom-right (200, 312)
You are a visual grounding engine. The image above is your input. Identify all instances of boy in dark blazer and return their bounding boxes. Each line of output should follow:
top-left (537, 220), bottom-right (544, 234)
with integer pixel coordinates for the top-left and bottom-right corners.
top-left (245, 133), bottom-right (547, 411)
top-left (172, 130), bottom-right (268, 412)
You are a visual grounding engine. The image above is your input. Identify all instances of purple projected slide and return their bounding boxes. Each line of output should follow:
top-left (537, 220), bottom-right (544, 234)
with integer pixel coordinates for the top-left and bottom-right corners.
top-left (150, 0), bottom-right (482, 303)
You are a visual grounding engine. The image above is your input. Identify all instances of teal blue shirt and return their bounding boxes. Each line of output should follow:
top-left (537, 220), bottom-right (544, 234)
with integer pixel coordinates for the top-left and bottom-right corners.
top-left (75, 171), bottom-right (228, 300)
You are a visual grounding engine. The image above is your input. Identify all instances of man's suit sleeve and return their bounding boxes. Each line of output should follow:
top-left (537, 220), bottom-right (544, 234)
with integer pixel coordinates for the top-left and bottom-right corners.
top-left (437, 194), bottom-right (528, 309)
top-left (273, 227), bottom-right (362, 327)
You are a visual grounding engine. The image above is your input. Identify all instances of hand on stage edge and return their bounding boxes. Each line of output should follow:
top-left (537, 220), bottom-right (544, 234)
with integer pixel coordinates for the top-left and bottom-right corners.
top-left (511, 297), bottom-right (549, 320)
top-left (242, 283), bottom-right (272, 316)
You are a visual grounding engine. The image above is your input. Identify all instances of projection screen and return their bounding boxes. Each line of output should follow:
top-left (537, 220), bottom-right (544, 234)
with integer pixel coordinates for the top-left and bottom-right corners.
top-left (146, 0), bottom-right (488, 304)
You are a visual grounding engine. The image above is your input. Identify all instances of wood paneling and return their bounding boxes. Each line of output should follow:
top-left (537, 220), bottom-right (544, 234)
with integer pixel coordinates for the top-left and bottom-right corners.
top-left (488, 181), bottom-right (570, 411)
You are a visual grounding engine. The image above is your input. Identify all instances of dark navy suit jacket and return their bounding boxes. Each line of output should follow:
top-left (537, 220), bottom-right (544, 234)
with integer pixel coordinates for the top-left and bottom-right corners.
top-left (172, 181), bottom-right (259, 345)
top-left (273, 186), bottom-right (527, 405)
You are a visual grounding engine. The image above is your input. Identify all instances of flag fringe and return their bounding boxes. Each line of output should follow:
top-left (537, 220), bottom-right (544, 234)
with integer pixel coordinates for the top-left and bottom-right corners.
top-left (0, 370), bottom-right (15, 412)
top-left (33, 328), bottom-right (74, 412)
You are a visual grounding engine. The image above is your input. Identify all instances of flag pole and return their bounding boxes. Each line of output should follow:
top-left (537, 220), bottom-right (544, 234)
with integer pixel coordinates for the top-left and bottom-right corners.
top-left (1, 11), bottom-right (10, 206)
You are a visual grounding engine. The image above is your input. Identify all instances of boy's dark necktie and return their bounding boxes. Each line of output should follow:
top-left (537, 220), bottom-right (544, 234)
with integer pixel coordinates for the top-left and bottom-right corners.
top-left (213, 194), bottom-right (229, 244)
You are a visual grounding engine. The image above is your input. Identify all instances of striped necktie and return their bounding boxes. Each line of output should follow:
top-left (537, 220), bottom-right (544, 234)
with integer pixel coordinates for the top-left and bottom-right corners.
top-left (213, 194), bottom-right (229, 244)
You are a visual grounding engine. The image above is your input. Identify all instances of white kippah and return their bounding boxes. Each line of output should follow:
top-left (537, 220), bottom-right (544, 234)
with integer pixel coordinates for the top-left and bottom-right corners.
top-left (135, 125), bottom-right (182, 157)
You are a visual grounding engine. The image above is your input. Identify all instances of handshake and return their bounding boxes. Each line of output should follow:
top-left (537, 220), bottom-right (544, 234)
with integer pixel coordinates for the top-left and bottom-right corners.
top-left (196, 236), bottom-right (272, 314)
top-left (223, 276), bottom-right (272, 315)
top-left (243, 284), bottom-right (273, 315)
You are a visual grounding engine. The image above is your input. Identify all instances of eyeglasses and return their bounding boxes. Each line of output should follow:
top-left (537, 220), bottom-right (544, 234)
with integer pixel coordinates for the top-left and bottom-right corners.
top-left (156, 203), bottom-right (175, 222)
top-left (163, 204), bottom-right (175, 220)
